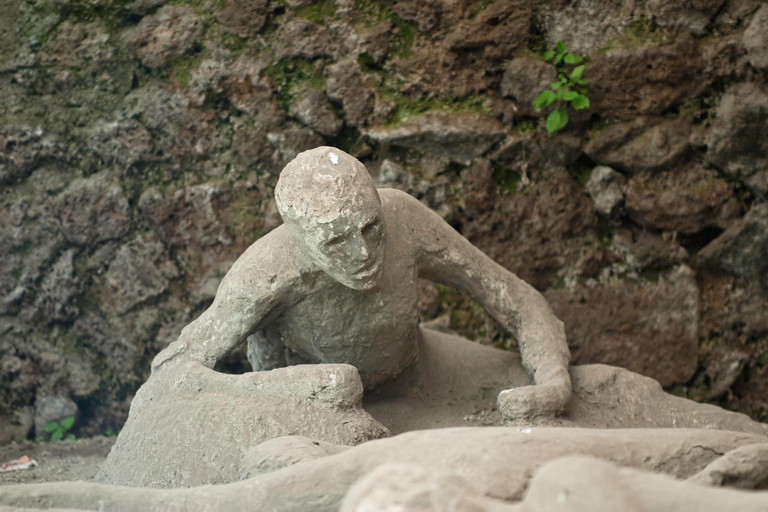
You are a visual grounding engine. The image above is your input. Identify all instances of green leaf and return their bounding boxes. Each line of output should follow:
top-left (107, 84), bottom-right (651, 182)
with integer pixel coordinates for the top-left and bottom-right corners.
top-left (532, 90), bottom-right (555, 109)
top-left (563, 53), bottom-right (577, 64)
top-left (543, 50), bottom-right (555, 61)
top-left (51, 428), bottom-right (64, 442)
top-left (572, 95), bottom-right (590, 110)
top-left (576, 78), bottom-right (589, 85)
top-left (44, 421), bottom-right (59, 434)
top-left (65, 433), bottom-right (76, 441)
top-left (551, 81), bottom-right (563, 91)
top-left (570, 65), bottom-right (585, 80)
top-left (554, 53), bottom-right (563, 65)
top-left (60, 415), bottom-right (75, 430)
top-left (563, 90), bottom-right (579, 101)
top-left (546, 109), bottom-right (567, 134)
top-left (556, 41), bottom-right (566, 53)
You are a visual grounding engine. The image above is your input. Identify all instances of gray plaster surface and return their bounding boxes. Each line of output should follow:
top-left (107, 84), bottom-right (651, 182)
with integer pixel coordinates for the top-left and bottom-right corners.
top-left (2, 428), bottom-right (768, 511)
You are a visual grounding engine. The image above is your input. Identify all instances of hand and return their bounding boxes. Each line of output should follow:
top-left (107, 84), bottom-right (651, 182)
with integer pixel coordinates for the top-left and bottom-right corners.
top-left (497, 379), bottom-right (571, 425)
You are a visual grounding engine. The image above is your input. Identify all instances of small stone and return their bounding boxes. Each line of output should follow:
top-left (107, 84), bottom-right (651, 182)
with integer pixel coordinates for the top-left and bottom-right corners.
top-left (378, 159), bottom-right (405, 185)
top-left (34, 395), bottom-right (78, 438)
top-left (289, 90), bottom-right (343, 138)
top-left (127, 5), bottom-right (203, 69)
top-left (586, 166), bottom-right (626, 216)
top-left (706, 350), bottom-right (748, 398)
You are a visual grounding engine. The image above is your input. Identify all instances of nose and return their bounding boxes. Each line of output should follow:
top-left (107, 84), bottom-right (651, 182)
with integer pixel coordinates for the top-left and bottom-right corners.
top-left (351, 231), bottom-right (370, 262)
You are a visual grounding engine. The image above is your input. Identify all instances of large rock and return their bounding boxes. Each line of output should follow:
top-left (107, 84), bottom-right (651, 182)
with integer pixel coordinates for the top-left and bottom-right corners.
top-left (365, 111), bottom-right (506, 165)
top-left (542, 0), bottom-right (640, 54)
top-left (51, 173), bottom-right (131, 246)
top-left (139, 183), bottom-right (232, 249)
top-left (275, 16), bottom-right (338, 60)
top-left (625, 165), bottom-right (737, 235)
top-left (743, 4), bottom-right (768, 70)
top-left (460, 159), bottom-right (498, 219)
top-left (87, 119), bottom-right (155, 169)
top-left (546, 266), bottom-right (699, 387)
top-left (392, 0), bottom-right (454, 32)
top-left (392, 47), bottom-right (496, 99)
top-left (589, 35), bottom-right (708, 120)
top-left (0, 126), bottom-right (68, 184)
top-left (646, 0), bottom-right (726, 35)
top-left (500, 56), bottom-right (557, 118)
top-left (289, 89), bottom-right (343, 138)
top-left (127, 5), bottom-right (202, 69)
top-left (326, 60), bottom-right (377, 128)
top-left (0, 199), bottom-right (66, 318)
top-left (102, 236), bottom-right (179, 315)
top-left (217, 0), bottom-right (269, 38)
top-left (706, 82), bottom-right (768, 196)
top-left (32, 248), bottom-right (80, 323)
top-left (611, 229), bottom-right (688, 270)
top-left (442, 0), bottom-right (532, 60)
top-left (584, 117), bottom-right (692, 175)
top-left (699, 204), bottom-right (768, 293)
top-left (463, 170), bottom-right (597, 290)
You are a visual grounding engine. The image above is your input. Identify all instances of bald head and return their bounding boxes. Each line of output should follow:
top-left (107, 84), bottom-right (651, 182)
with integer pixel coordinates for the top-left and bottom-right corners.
top-left (275, 147), bottom-right (387, 291)
top-left (276, 147), bottom-right (381, 228)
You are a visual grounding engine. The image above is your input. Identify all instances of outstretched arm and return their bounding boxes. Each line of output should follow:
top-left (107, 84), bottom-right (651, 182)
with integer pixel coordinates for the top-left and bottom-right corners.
top-left (151, 231), bottom-right (299, 372)
top-left (394, 190), bottom-right (571, 422)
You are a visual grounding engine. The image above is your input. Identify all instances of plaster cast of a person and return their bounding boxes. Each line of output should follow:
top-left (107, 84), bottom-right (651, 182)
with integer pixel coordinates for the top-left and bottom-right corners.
top-left (152, 147), bottom-right (572, 421)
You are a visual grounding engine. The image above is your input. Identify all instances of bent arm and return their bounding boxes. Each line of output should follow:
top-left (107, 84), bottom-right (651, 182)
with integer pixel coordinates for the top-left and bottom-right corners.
top-left (152, 234), bottom-right (298, 372)
top-left (396, 191), bottom-right (571, 419)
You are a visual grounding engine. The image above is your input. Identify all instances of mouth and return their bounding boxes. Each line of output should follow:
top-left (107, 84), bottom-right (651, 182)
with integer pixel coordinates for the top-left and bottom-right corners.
top-left (351, 259), bottom-right (383, 282)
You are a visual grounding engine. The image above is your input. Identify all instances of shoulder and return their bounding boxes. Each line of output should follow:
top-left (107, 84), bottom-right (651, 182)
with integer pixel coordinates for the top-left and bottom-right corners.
top-left (379, 187), bottom-right (425, 211)
top-left (218, 226), bottom-right (306, 299)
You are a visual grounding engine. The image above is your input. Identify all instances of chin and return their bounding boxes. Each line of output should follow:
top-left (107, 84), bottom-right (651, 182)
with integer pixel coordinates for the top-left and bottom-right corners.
top-left (339, 267), bottom-right (383, 291)
top-left (343, 276), bottom-right (380, 291)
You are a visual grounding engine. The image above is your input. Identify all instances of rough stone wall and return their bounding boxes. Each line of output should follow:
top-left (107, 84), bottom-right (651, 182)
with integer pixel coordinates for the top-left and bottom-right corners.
top-left (0, 0), bottom-right (766, 443)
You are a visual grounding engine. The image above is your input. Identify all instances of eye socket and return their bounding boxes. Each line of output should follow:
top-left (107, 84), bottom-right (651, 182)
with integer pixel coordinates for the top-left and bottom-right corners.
top-left (361, 218), bottom-right (380, 236)
top-left (324, 235), bottom-right (344, 247)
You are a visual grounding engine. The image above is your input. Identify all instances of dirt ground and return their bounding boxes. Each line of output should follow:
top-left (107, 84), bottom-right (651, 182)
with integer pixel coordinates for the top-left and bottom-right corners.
top-left (0, 437), bottom-right (114, 485)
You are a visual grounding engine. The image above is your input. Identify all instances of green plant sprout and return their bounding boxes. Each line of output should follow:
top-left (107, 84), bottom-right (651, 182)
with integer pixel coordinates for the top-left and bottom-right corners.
top-left (44, 415), bottom-right (76, 442)
top-left (532, 41), bottom-right (590, 135)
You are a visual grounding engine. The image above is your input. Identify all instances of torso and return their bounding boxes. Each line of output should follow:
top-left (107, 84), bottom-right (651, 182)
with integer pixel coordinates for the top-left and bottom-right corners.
top-left (251, 190), bottom-right (422, 389)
